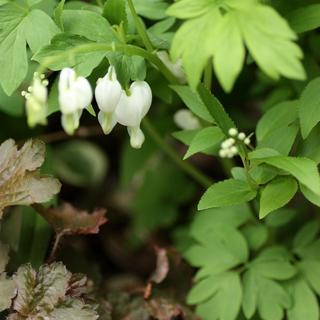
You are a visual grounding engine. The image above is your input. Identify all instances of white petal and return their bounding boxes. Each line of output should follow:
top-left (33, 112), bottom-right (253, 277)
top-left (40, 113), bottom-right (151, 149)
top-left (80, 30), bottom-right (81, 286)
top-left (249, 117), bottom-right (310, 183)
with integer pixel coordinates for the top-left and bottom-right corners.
top-left (61, 111), bottom-right (82, 135)
top-left (173, 109), bottom-right (200, 130)
top-left (128, 126), bottom-right (145, 149)
top-left (58, 68), bottom-right (76, 92)
top-left (59, 89), bottom-right (80, 114)
top-left (95, 73), bottom-right (122, 113)
top-left (98, 111), bottom-right (117, 134)
top-left (130, 81), bottom-right (152, 117)
top-left (73, 77), bottom-right (93, 110)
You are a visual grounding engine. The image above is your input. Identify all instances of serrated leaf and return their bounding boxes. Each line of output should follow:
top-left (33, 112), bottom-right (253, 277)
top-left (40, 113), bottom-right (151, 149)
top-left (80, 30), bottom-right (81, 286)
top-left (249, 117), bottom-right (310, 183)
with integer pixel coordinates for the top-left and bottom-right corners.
top-left (171, 85), bottom-right (214, 123)
top-left (0, 139), bottom-right (61, 218)
top-left (197, 84), bottom-right (235, 135)
top-left (250, 155), bottom-right (320, 196)
top-left (0, 3), bottom-right (58, 95)
top-left (198, 179), bottom-right (257, 210)
top-left (34, 203), bottom-right (107, 235)
top-left (184, 127), bottom-right (224, 159)
top-left (299, 77), bottom-right (320, 139)
top-left (188, 272), bottom-right (242, 320)
top-left (287, 277), bottom-right (319, 320)
top-left (287, 4), bottom-right (320, 33)
top-left (259, 177), bottom-right (298, 218)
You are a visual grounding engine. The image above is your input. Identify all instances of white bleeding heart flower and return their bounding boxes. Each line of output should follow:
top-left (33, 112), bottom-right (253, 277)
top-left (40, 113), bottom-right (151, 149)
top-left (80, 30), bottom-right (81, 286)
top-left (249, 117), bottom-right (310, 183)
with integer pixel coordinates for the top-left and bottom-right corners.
top-left (173, 109), bottom-right (200, 130)
top-left (95, 66), bottom-right (123, 134)
top-left (58, 68), bottom-right (92, 135)
top-left (22, 72), bottom-right (48, 128)
top-left (156, 51), bottom-right (187, 84)
top-left (115, 81), bottom-right (152, 149)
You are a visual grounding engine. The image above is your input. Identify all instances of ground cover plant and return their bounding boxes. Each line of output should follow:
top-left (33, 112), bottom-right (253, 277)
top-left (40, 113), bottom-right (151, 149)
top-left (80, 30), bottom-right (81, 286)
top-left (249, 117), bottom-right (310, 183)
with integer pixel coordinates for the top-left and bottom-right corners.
top-left (1, 0), bottom-right (320, 319)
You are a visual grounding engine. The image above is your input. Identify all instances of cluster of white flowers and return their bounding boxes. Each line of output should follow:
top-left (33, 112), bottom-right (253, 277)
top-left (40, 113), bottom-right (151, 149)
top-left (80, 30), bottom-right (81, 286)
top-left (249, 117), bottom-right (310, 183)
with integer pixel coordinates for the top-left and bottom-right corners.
top-left (219, 128), bottom-right (251, 158)
top-left (23, 66), bottom-right (153, 149)
top-left (22, 72), bottom-right (49, 128)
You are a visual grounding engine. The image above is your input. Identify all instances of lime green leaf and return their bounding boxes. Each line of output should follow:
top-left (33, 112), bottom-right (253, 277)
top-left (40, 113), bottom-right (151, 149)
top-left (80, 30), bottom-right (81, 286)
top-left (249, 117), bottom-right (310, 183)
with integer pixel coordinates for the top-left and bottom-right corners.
top-left (171, 85), bottom-right (214, 123)
top-left (188, 272), bottom-right (242, 320)
top-left (287, 4), bottom-right (320, 33)
top-left (213, 11), bottom-right (245, 92)
top-left (0, 3), bottom-right (58, 95)
top-left (300, 183), bottom-right (320, 207)
top-left (251, 155), bottom-right (320, 196)
top-left (170, 9), bottom-right (221, 89)
top-left (287, 277), bottom-right (319, 320)
top-left (238, 4), bottom-right (305, 81)
top-left (197, 84), bottom-right (235, 135)
top-left (198, 179), bottom-right (257, 210)
top-left (299, 77), bottom-right (320, 139)
top-left (166, 0), bottom-right (216, 19)
top-left (184, 127), bottom-right (224, 159)
top-left (259, 177), bottom-right (298, 218)
top-left (103, 0), bottom-right (127, 28)
top-left (133, 0), bottom-right (169, 20)
top-left (53, 0), bottom-right (66, 31)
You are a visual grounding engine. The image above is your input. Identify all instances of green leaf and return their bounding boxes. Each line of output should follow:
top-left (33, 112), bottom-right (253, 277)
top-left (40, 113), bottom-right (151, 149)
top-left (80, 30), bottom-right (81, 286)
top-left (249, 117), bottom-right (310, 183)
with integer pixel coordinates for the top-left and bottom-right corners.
top-left (242, 224), bottom-right (268, 251)
top-left (243, 268), bottom-right (291, 320)
top-left (103, 0), bottom-right (127, 28)
top-left (33, 33), bottom-right (106, 77)
top-left (170, 9), bottom-right (221, 89)
top-left (259, 177), bottom-right (298, 219)
top-left (132, 0), bottom-right (169, 20)
top-left (265, 208), bottom-right (297, 227)
top-left (184, 127), bottom-right (224, 159)
top-left (299, 77), bottom-right (320, 139)
top-left (300, 183), bottom-right (320, 207)
top-left (198, 179), bottom-right (257, 210)
top-left (166, 0), bottom-right (216, 19)
top-left (172, 129), bottom-right (201, 146)
top-left (212, 11), bottom-right (245, 92)
top-left (293, 221), bottom-right (320, 252)
top-left (287, 4), bottom-right (320, 33)
top-left (171, 85), bottom-right (214, 123)
top-left (250, 155), bottom-right (320, 196)
top-left (53, 0), bottom-right (66, 30)
top-left (0, 3), bottom-right (58, 95)
top-left (287, 277), bottom-right (319, 320)
top-left (53, 140), bottom-right (108, 187)
top-left (197, 84), bottom-right (235, 135)
top-left (298, 260), bottom-right (320, 295)
top-left (188, 272), bottom-right (242, 320)
top-left (238, 4), bottom-right (305, 81)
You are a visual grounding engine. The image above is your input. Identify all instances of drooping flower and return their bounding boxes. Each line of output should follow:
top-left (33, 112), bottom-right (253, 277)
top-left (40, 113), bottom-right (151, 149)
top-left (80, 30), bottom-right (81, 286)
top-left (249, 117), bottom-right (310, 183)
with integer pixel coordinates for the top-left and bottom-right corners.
top-left (95, 66), bottom-right (123, 134)
top-left (115, 81), bottom-right (152, 149)
top-left (58, 68), bottom-right (92, 135)
top-left (174, 109), bottom-right (200, 130)
top-left (22, 72), bottom-right (48, 128)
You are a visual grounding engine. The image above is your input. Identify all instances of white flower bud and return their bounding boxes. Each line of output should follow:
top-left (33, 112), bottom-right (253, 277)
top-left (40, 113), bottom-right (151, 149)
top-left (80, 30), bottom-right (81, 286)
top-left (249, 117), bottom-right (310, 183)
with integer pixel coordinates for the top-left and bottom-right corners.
top-left (95, 66), bottom-right (123, 134)
top-left (157, 51), bottom-right (187, 84)
top-left (219, 149), bottom-right (227, 158)
top-left (23, 73), bottom-right (48, 127)
top-left (61, 110), bottom-right (82, 135)
top-left (115, 81), bottom-right (152, 127)
top-left (95, 66), bottom-right (122, 113)
top-left (58, 68), bottom-right (92, 114)
top-left (230, 146), bottom-right (238, 155)
top-left (221, 138), bottom-right (235, 149)
top-left (173, 109), bottom-right (200, 130)
top-left (244, 137), bottom-right (251, 145)
top-left (238, 132), bottom-right (246, 140)
top-left (228, 128), bottom-right (238, 137)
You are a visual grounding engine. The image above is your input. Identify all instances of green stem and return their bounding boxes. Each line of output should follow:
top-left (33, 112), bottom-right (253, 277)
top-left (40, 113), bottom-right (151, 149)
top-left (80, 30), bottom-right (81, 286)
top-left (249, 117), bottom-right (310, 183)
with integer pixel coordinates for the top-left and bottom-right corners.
top-left (142, 118), bottom-right (212, 188)
top-left (127, 0), bottom-right (154, 52)
top-left (38, 43), bottom-right (178, 85)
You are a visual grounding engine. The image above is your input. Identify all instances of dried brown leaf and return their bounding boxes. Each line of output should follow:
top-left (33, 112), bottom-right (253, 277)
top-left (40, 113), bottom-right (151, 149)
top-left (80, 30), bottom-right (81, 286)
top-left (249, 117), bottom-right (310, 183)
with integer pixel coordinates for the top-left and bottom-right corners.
top-left (150, 247), bottom-right (169, 284)
top-left (0, 139), bottom-right (61, 218)
top-left (146, 298), bottom-right (184, 320)
top-left (35, 203), bottom-right (107, 235)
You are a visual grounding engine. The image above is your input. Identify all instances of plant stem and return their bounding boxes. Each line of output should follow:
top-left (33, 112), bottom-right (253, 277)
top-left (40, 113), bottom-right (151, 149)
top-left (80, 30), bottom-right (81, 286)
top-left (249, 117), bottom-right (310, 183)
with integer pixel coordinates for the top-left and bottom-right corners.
top-left (142, 118), bottom-right (212, 188)
top-left (127, 0), bottom-right (154, 52)
top-left (204, 61), bottom-right (213, 89)
top-left (38, 43), bottom-right (178, 85)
